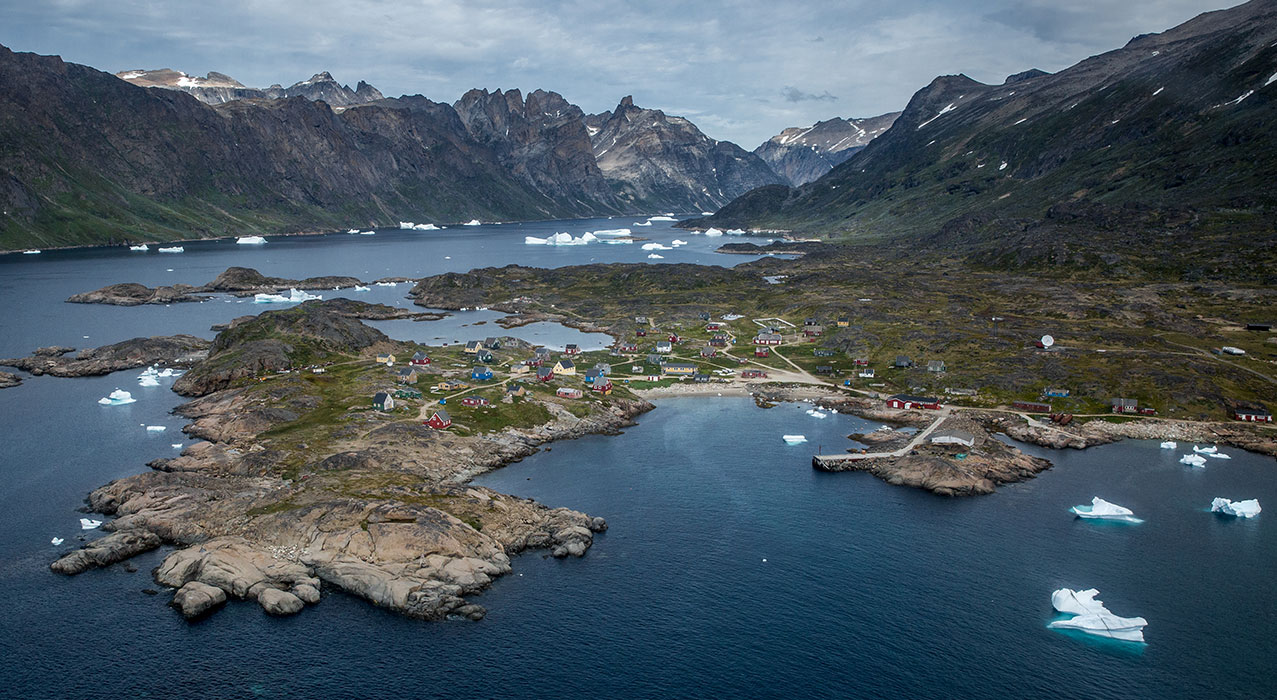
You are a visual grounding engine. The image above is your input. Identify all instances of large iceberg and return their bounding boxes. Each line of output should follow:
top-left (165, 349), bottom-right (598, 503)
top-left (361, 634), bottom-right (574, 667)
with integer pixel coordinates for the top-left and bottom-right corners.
top-left (1048, 588), bottom-right (1147, 642)
top-left (353, 285), bottom-right (370, 292)
top-left (129, 244), bottom-right (149, 252)
top-left (463, 219), bottom-right (482, 226)
top-left (647, 215), bottom-right (677, 222)
top-left (1210, 497), bottom-right (1261, 518)
top-left (398, 222), bottom-right (414, 229)
top-left (703, 228), bottom-right (724, 237)
top-left (647, 254), bottom-right (665, 259)
top-left (526, 232), bottom-right (597, 246)
top-left (98, 388), bottom-right (136, 405)
top-left (590, 228), bottom-right (631, 237)
top-left (633, 221), bottom-right (652, 227)
top-left (1179, 454), bottom-right (1207, 467)
top-left (671, 239), bottom-right (688, 246)
top-left (725, 228), bottom-right (746, 235)
top-left (236, 236), bottom-right (267, 245)
top-left (138, 374), bottom-right (160, 387)
top-left (253, 288), bottom-right (322, 304)
top-left (1069, 497), bottom-right (1141, 523)
top-left (413, 223), bottom-right (439, 231)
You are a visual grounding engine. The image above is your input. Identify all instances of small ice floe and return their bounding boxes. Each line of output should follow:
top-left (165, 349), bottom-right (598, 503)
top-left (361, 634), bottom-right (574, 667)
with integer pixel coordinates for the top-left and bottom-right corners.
top-left (98, 389), bottom-right (137, 405)
top-left (79, 518), bottom-right (103, 530)
top-left (129, 244), bottom-right (149, 252)
top-left (375, 281), bottom-right (397, 287)
top-left (23, 250), bottom-right (41, 254)
top-left (351, 228), bottom-right (363, 233)
top-left (253, 288), bottom-right (322, 303)
top-left (444, 256), bottom-right (451, 259)
top-left (51, 537), bottom-right (64, 546)
top-left (633, 221), bottom-right (652, 226)
top-left (1207, 451), bottom-right (1231, 460)
top-left (805, 409), bottom-right (827, 419)
top-left (1159, 441), bottom-right (1177, 449)
top-left (725, 228), bottom-right (745, 235)
top-left (158, 246), bottom-right (184, 253)
top-left (138, 374), bottom-right (160, 387)
top-left (782, 435), bottom-right (808, 445)
top-left (171, 443), bottom-right (183, 449)
top-left (1070, 497), bottom-right (1142, 523)
top-left (1211, 497), bottom-right (1261, 518)
top-left (359, 230), bottom-right (375, 235)
top-left (526, 232), bottom-right (597, 246)
top-left (463, 219), bottom-right (482, 226)
top-left (412, 223), bottom-right (439, 231)
top-left (641, 243), bottom-right (672, 251)
top-left (236, 236), bottom-right (267, 245)
top-left (703, 228), bottom-right (723, 237)
top-left (1180, 453), bottom-right (1207, 467)
top-left (1193, 445), bottom-right (1217, 454)
top-left (591, 228), bottom-right (631, 237)
top-left (145, 425), bottom-right (166, 432)
top-left (647, 253), bottom-right (665, 259)
top-left (1048, 588), bottom-right (1147, 642)
top-left (671, 239), bottom-right (688, 246)
top-left (701, 211), bottom-right (715, 216)
top-left (353, 285), bottom-right (370, 292)
top-left (647, 215), bottom-right (677, 222)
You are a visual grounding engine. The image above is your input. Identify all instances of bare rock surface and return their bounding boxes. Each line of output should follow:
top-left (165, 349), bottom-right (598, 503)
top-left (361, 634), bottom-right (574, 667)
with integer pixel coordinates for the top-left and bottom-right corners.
top-left (50, 530), bottom-right (162, 574)
top-left (1, 336), bottom-right (210, 377)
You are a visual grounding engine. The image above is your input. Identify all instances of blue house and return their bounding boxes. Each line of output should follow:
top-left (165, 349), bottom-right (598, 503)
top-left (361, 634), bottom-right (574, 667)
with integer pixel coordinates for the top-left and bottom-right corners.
top-left (471, 366), bottom-right (493, 381)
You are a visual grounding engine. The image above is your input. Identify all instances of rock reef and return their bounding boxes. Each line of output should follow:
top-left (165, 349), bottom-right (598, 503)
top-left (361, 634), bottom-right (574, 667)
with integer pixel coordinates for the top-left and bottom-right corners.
top-left (0, 336), bottom-right (210, 377)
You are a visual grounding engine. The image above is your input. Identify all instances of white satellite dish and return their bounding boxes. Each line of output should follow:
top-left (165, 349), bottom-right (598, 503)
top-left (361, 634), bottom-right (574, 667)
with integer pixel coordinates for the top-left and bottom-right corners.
top-left (1041, 335), bottom-right (1055, 348)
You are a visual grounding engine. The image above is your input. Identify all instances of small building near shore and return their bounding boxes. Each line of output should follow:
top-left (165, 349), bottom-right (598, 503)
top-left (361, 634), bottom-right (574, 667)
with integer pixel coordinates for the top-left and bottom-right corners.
top-left (1233, 407), bottom-right (1272, 422)
top-left (931, 430), bottom-right (975, 448)
top-left (886, 394), bottom-right (941, 410)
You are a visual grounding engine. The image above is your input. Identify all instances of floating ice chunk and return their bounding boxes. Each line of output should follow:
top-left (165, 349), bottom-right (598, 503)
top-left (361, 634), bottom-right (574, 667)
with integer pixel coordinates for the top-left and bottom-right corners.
top-left (353, 285), bottom-right (370, 292)
top-left (633, 221), bottom-right (652, 226)
top-left (1070, 496), bottom-right (1141, 522)
top-left (129, 244), bottom-right (149, 252)
top-left (253, 288), bottom-right (322, 303)
top-left (375, 281), bottom-right (398, 287)
top-left (524, 236), bottom-right (549, 245)
top-left (1211, 497), bottom-right (1261, 518)
top-left (590, 228), bottom-right (631, 237)
top-left (145, 425), bottom-right (166, 432)
top-left (1159, 441), bottom-right (1177, 449)
top-left (641, 243), bottom-right (672, 250)
top-left (647, 253), bottom-right (665, 259)
top-left (158, 246), bottom-right (184, 253)
top-left (1206, 452), bottom-right (1231, 459)
top-left (138, 375), bottom-right (160, 387)
top-left (701, 211), bottom-right (715, 216)
top-left (806, 409), bottom-right (827, 419)
top-left (139, 366), bottom-right (159, 378)
top-left (236, 236), bottom-right (267, 245)
top-left (98, 389), bottom-right (136, 405)
top-left (413, 223), bottom-right (439, 230)
top-left (1193, 445), bottom-right (1217, 454)
top-left (157, 368), bottom-right (177, 377)
top-left (398, 222), bottom-right (413, 229)
top-left (670, 239), bottom-right (688, 246)
top-left (356, 228), bottom-right (368, 233)
top-left (463, 219), bottom-right (482, 226)
top-left (79, 518), bottom-right (102, 530)
top-left (23, 250), bottom-right (41, 254)
top-left (703, 228), bottom-right (723, 237)
top-left (51, 537), bottom-right (64, 546)
top-left (647, 216), bottom-right (677, 222)
top-left (172, 443), bottom-right (183, 449)
top-left (602, 238), bottom-right (633, 245)
top-left (359, 230), bottom-right (375, 235)
top-left (782, 434), bottom-right (808, 444)
top-left (1179, 454), bottom-right (1207, 467)
top-left (725, 228), bottom-right (745, 235)
top-left (1048, 588), bottom-right (1147, 642)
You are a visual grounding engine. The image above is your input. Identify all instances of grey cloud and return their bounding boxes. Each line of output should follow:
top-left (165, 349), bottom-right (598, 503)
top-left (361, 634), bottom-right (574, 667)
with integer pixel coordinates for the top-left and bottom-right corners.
top-left (783, 86), bottom-right (838, 103)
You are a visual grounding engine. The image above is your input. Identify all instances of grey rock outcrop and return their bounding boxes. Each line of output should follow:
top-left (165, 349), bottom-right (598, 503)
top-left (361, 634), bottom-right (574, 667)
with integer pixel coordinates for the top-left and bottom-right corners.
top-left (49, 530), bottom-right (162, 574)
top-left (171, 581), bottom-right (227, 618)
top-left (1, 335), bottom-right (210, 377)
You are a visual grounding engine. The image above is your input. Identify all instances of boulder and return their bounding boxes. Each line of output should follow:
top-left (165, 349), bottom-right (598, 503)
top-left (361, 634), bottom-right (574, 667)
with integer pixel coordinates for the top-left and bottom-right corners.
top-left (171, 581), bottom-right (227, 618)
top-left (257, 588), bottom-right (304, 615)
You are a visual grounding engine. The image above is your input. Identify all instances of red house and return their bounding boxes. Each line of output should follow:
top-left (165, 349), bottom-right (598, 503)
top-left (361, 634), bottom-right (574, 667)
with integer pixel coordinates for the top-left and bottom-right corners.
top-left (637, 329), bottom-right (648, 337)
top-left (460, 396), bottom-right (489, 407)
top-left (424, 409), bottom-right (452, 429)
top-left (669, 334), bottom-right (680, 343)
top-left (564, 344), bottom-right (581, 355)
top-left (537, 368), bottom-right (555, 382)
top-left (755, 347), bottom-right (770, 357)
top-left (619, 343), bottom-right (639, 353)
top-left (754, 333), bottom-right (782, 345)
top-left (592, 379), bottom-right (613, 395)
top-left (1234, 408), bottom-right (1272, 422)
top-left (740, 369), bottom-right (768, 379)
top-left (410, 352), bottom-right (431, 366)
top-left (853, 359), bottom-right (870, 366)
top-left (705, 322), bottom-right (722, 331)
top-left (886, 394), bottom-right (942, 410)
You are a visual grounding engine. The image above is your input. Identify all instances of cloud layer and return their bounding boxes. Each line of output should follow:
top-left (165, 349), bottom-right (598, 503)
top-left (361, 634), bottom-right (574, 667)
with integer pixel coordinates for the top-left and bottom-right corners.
top-left (0, 0), bottom-right (1236, 147)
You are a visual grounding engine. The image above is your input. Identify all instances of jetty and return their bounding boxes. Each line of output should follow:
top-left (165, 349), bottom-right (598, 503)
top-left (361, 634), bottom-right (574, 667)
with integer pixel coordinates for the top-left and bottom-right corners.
top-left (812, 407), bottom-right (951, 469)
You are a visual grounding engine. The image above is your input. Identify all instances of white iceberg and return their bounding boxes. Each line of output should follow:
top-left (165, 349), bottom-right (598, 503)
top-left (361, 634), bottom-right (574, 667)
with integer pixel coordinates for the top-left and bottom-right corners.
top-left (701, 211), bottom-right (715, 216)
top-left (633, 221), bottom-right (652, 226)
top-left (1159, 441), bottom-right (1177, 449)
top-left (1048, 588), bottom-right (1147, 642)
top-left (1179, 454), bottom-right (1207, 467)
top-left (359, 230), bottom-right (375, 235)
top-left (463, 219), bottom-right (482, 226)
top-left (412, 223), bottom-right (439, 231)
top-left (236, 236), bottom-right (267, 245)
top-left (1206, 452), bottom-right (1231, 460)
top-left (138, 375), bottom-right (160, 387)
top-left (51, 537), bottom-right (64, 546)
top-left (602, 238), bottom-right (633, 245)
top-left (253, 288), bottom-right (322, 304)
top-left (806, 409), bottom-right (827, 419)
top-left (703, 228), bottom-right (723, 237)
top-left (156, 368), bottom-right (177, 377)
top-left (353, 285), bottom-right (370, 292)
top-left (671, 239), bottom-right (688, 246)
top-left (158, 246), bottom-right (184, 253)
top-left (171, 443), bottom-right (183, 449)
top-left (647, 215), bottom-right (677, 222)
top-left (79, 518), bottom-right (102, 530)
top-left (641, 243), bottom-right (672, 251)
top-left (1211, 497), bottom-right (1261, 518)
top-left (23, 250), bottom-right (41, 254)
top-left (145, 425), bottom-right (166, 432)
top-left (129, 244), bottom-right (149, 252)
top-left (1070, 497), bottom-right (1141, 523)
top-left (590, 228), bottom-right (631, 237)
top-left (782, 435), bottom-right (808, 445)
top-left (375, 281), bottom-right (398, 287)
top-left (725, 228), bottom-right (746, 235)
top-left (352, 228), bottom-right (365, 233)
top-left (647, 253), bottom-right (664, 259)
top-left (98, 388), bottom-right (136, 405)
top-left (1193, 445), bottom-right (1217, 454)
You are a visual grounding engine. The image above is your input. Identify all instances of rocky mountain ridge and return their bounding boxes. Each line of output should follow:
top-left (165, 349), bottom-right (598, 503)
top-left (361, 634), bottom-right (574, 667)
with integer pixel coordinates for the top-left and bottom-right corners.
top-left (116, 68), bottom-right (385, 107)
top-left (753, 113), bottom-right (900, 186)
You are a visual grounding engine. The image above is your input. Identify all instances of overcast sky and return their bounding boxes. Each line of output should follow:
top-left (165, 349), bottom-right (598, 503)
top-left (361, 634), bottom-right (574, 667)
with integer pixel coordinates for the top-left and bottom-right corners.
top-left (0, 0), bottom-right (1238, 146)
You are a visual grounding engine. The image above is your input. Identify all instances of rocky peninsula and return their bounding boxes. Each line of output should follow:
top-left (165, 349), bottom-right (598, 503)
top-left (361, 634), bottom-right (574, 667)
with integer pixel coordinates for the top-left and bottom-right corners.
top-left (52, 299), bottom-right (652, 621)
top-left (67, 266), bottom-right (393, 305)
top-left (0, 335), bottom-right (211, 377)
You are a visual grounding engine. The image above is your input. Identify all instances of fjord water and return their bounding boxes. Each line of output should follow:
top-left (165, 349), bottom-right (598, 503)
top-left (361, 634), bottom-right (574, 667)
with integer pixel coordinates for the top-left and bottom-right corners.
top-left (0, 225), bottom-right (1273, 699)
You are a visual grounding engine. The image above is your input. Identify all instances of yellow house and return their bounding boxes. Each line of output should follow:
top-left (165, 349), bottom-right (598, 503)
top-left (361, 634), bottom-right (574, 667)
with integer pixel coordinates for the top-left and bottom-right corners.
top-left (376, 352), bottom-right (396, 365)
top-left (553, 358), bottom-right (577, 376)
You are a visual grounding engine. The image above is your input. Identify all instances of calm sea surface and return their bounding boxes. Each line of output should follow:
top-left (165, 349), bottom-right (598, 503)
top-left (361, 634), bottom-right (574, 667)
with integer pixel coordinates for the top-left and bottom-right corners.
top-left (0, 222), bottom-right (1272, 699)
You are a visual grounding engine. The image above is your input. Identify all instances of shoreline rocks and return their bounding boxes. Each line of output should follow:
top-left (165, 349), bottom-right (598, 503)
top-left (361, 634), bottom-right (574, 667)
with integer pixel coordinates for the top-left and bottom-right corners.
top-left (0, 336), bottom-right (210, 378)
top-left (50, 530), bottom-right (162, 575)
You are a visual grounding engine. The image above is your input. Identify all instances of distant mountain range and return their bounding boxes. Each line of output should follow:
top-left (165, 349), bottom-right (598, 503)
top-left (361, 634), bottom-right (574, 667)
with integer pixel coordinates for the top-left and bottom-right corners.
top-left (753, 113), bottom-right (900, 186)
top-left (693, 0), bottom-right (1277, 279)
top-left (116, 69), bottom-right (385, 107)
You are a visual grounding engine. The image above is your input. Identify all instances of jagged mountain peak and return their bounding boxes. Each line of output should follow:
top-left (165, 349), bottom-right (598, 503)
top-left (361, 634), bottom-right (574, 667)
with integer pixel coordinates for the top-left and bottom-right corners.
top-left (754, 112), bottom-right (901, 186)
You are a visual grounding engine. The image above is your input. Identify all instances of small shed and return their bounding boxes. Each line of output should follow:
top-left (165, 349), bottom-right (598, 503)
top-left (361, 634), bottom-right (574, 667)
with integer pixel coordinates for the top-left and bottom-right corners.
top-left (837, 317), bottom-right (850, 327)
top-left (931, 430), bottom-right (976, 448)
top-left (460, 396), bottom-right (489, 407)
top-left (376, 353), bottom-right (396, 365)
top-left (927, 360), bottom-right (946, 373)
top-left (693, 373), bottom-right (711, 383)
top-left (754, 347), bottom-right (770, 357)
top-left (564, 343), bottom-right (581, 355)
top-left (506, 383), bottom-right (527, 397)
